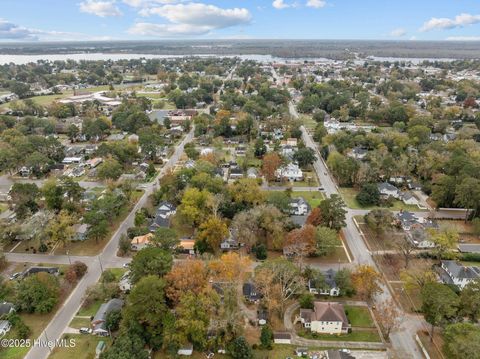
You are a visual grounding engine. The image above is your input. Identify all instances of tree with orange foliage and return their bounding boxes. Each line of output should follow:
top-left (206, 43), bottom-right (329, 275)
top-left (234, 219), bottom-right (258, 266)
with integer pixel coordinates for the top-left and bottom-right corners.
top-left (208, 252), bottom-right (251, 284)
top-left (164, 260), bottom-right (209, 305)
top-left (283, 224), bottom-right (316, 269)
top-left (306, 207), bottom-right (323, 226)
top-left (262, 152), bottom-right (282, 182)
top-left (215, 109), bottom-right (231, 122)
top-left (199, 152), bottom-right (218, 165)
top-left (351, 265), bottom-right (383, 303)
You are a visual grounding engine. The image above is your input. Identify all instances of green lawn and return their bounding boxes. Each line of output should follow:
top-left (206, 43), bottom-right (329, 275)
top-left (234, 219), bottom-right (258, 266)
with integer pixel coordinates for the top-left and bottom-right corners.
top-left (69, 317), bottom-right (91, 329)
top-left (301, 114), bottom-right (317, 131)
top-left (49, 334), bottom-right (112, 359)
top-left (345, 306), bottom-right (375, 328)
top-left (304, 246), bottom-right (350, 265)
top-left (104, 267), bottom-right (126, 281)
top-left (339, 187), bottom-right (424, 211)
top-left (293, 190), bottom-right (324, 207)
top-left (77, 300), bottom-right (102, 317)
top-left (299, 329), bottom-right (382, 342)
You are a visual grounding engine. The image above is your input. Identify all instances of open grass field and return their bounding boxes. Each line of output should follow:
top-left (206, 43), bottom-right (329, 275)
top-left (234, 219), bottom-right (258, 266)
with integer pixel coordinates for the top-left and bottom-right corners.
top-left (345, 306), bottom-right (375, 328)
top-left (339, 187), bottom-right (425, 211)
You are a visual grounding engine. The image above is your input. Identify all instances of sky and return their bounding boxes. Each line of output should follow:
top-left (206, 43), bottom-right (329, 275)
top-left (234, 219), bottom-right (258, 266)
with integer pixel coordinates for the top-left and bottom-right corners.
top-left (1, 0), bottom-right (480, 42)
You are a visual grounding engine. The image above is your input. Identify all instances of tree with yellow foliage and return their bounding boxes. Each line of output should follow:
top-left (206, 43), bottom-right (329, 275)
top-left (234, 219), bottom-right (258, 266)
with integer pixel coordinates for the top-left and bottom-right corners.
top-left (208, 252), bottom-right (251, 284)
top-left (351, 265), bottom-right (383, 303)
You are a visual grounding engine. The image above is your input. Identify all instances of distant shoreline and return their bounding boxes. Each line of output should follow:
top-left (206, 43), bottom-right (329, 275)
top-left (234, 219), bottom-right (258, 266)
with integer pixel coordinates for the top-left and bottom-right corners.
top-left (0, 40), bottom-right (478, 61)
top-left (0, 53), bottom-right (459, 66)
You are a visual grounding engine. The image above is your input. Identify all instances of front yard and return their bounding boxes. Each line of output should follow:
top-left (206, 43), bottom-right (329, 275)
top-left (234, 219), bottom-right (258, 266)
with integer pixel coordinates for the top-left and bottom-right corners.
top-left (298, 329), bottom-right (382, 343)
top-left (49, 334), bottom-right (112, 359)
top-left (294, 190), bottom-right (324, 207)
top-left (339, 187), bottom-right (424, 211)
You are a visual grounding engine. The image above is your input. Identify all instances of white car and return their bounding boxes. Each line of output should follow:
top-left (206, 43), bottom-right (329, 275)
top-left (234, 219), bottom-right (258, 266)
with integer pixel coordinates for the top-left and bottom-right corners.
top-left (79, 327), bottom-right (92, 334)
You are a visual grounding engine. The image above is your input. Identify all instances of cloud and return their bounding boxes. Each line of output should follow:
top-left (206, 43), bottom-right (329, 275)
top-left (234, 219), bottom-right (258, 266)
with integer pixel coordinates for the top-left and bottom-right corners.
top-left (446, 36), bottom-right (480, 41)
top-left (272, 0), bottom-right (291, 9)
top-left (0, 19), bottom-right (39, 40)
top-left (130, 3), bottom-right (251, 37)
top-left (420, 13), bottom-right (480, 32)
top-left (122, 0), bottom-right (183, 7)
top-left (128, 22), bottom-right (210, 36)
top-left (79, 0), bottom-right (122, 17)
top-left (306, 0), bottom-right (326, 8)
top-left (390, 28), bottom-right (406, 37)
top-left (0, 18), bottom-right (113, 41)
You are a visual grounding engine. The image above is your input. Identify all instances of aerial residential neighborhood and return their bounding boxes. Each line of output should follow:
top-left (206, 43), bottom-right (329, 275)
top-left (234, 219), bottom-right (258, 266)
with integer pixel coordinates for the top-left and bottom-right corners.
top-left (0, 1), bottom-right (480, 359)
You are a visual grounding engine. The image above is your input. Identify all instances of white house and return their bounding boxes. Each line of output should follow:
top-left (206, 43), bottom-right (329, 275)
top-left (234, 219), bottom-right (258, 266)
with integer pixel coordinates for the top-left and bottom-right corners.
top-left (400, 192), bottom-right (419, 206)
top-left (276, 163), bottom-right (303, 182)
top-left (377, 182), bottom-right (400, 199)
top-left (440, 260), bottom-right (480, 289)
top-left (178, 344), bottom-right (193, 356)
top-left (347, 147), bottom-right (368, 160)
top-left (119, 271), bottom-right (132, 292)
top-left (200, 148), bottom-right (213, 156)
top-left (220, 238), bottom-right (239, 250)
top-left (289, 197), bottom-right (310, 216)
top-left (406, 226), bottom-right (435, 249)
top-left (308, 269), bottom-right (340, 296)
top-left (299, 302), bottom-right (350, 334)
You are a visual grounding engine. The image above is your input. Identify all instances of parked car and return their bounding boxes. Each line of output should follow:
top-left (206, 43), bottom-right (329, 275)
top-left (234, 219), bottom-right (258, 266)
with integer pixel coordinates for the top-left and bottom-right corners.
top-left (79, 327), bottom-right (92, 334)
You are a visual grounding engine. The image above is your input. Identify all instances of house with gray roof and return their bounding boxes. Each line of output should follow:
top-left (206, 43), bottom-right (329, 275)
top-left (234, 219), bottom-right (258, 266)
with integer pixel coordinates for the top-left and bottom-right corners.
top-left (0, 302), bottom-right (15, 317)
top-left (347, 147), bottom-right (368, 160)
top-left (308, 269), bottom-right (340, 296)
top-left (377, 182), bottom-right (400, 199)
top-left (440, 260), bottom-right (480, 289)
top-left (149, 201), bottom-right (176, 232)
top-left (92, 298), bottom-right (124, 336)
top-left (289, 197), bottom-right (310, 216)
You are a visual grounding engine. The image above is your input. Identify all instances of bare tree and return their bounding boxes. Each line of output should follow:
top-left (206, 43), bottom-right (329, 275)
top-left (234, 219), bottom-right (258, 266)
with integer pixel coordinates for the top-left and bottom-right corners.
top-left (395, 235), bottom-right (415, 268)
top-left (375, 299), bottom-right (402, 338)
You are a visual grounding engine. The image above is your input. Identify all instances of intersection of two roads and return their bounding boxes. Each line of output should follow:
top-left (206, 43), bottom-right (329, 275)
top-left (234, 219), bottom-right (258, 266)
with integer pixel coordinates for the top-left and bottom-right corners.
top-left (9, 96), bottom-right (427, 358)
top-left (7, 129), bottom-right (194, 359)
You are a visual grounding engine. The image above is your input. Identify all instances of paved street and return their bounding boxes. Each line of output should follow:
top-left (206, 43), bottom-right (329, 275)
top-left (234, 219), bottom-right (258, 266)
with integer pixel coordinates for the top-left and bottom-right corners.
top-left (270, 60), bottom-right (426, 358)
top-left (299, 120), bottom-right (425, 358)
top-left (17, 127), bottom-right (194, 359)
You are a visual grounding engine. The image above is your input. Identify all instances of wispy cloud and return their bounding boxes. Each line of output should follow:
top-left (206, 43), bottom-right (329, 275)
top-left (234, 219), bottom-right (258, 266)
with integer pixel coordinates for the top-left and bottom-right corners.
top-left (79, 0), bottom-right (122, 17)
top-left (420, 13), bottom-right (480, 32)
top-left (390, 28), bottom-right (406, 37)
top-left (446, 36), bottom-right (480, 41)
top-left (306, 0), bottom-right (326, 9)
